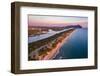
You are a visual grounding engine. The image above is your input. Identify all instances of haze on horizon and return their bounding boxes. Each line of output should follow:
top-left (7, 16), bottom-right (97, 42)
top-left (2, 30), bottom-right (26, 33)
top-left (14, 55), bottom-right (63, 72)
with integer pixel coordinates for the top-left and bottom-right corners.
top-left (28, 15), bottom-right (88, 28)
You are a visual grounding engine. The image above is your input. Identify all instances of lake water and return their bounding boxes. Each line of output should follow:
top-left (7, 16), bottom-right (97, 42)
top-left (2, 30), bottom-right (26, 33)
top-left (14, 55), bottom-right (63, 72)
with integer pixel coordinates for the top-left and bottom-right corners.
top-left (54, 28), bottom-right (88, 59)
top-left (28, 28), bottom-right (73, 43)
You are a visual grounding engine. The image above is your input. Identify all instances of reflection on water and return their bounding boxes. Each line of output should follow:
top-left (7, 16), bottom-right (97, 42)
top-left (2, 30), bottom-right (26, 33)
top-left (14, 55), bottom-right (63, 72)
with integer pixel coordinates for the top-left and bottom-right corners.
top-left (54, 28), bottom-right (88, 59)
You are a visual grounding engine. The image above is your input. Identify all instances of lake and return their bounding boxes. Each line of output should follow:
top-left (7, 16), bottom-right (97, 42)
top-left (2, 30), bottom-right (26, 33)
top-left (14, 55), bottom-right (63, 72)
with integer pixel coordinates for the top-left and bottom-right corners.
top-left (28, 28), bottom-right (73, 43)
top-left (53, 28), bottom-right (88, 59)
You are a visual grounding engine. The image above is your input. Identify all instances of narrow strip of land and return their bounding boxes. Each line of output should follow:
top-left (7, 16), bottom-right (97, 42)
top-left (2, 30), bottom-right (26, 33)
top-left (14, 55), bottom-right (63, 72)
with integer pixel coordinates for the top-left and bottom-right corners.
top-left (28, 28), bottom-right (75, 60)
top-left (42, 29), bottom-right (75, 60)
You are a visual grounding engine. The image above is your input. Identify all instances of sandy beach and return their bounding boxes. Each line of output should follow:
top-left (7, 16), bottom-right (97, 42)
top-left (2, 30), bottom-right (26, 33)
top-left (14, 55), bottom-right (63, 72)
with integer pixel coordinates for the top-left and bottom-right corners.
top-left (42, 29), bottom-right (75, 60)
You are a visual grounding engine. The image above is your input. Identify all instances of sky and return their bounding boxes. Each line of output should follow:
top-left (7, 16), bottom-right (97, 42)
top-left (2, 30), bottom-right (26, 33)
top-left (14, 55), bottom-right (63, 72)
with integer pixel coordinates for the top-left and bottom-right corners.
top-left (28, 15), bottom-right (88, 28)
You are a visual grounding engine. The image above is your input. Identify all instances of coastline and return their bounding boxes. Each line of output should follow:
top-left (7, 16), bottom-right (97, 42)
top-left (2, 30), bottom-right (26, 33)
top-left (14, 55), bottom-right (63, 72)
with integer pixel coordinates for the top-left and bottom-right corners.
top-left (42, 29), bottom-right (75, 60)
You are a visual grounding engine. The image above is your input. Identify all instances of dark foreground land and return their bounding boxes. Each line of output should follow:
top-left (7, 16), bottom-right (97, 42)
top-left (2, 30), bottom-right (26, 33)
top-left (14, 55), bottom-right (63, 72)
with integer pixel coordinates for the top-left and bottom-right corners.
top-left (28, 28), bottom-right (75, 60)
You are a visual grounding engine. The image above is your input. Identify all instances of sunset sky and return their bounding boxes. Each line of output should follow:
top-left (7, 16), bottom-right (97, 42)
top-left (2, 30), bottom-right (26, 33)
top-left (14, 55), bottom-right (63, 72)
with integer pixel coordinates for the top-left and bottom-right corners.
top-left (28, 15), bottom-right (88, 28)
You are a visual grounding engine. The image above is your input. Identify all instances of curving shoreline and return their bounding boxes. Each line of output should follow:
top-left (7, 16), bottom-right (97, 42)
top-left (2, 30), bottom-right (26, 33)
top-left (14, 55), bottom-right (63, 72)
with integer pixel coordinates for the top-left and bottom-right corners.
top-left (42, 29), bottom-right (75, 60)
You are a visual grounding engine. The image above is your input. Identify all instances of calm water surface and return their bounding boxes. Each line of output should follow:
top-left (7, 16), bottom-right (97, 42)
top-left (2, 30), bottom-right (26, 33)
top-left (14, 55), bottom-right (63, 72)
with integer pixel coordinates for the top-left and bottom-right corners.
top-left (54, 28), bottom-right (88, 59)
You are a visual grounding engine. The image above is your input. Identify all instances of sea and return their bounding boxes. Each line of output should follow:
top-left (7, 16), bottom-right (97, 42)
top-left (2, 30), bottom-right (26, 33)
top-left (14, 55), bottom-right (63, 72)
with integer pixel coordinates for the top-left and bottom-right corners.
top-left (53, 28), bottom-right (88, 59)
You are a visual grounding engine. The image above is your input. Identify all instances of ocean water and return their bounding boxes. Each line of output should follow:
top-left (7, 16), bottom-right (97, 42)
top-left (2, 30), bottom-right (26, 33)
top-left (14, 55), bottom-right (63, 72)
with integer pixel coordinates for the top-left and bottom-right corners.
top-left (54, 28), bottom-right (88, 59)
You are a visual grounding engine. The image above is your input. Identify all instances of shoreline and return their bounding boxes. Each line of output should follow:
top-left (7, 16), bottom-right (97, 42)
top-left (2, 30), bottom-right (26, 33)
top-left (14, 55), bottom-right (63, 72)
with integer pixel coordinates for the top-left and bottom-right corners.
top-left (42, 29), bottom-right (75, 60)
